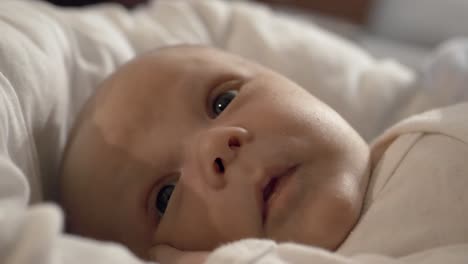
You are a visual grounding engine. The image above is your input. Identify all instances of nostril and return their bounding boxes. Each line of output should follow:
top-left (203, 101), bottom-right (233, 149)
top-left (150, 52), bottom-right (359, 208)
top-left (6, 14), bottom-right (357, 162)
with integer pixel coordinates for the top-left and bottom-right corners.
top-left (214, 157), bottom-right (225, 174)
top-left (228, 137), bottom-right (241, 148)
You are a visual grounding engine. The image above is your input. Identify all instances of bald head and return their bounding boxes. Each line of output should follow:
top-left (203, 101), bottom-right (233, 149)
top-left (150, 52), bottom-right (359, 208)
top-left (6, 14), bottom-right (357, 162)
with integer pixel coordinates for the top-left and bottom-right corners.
top-left (59, 45), bottom-right (370, 260)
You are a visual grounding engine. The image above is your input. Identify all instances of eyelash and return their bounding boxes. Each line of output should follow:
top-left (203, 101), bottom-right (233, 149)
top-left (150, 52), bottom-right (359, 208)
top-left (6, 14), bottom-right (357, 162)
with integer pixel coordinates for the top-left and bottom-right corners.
top-left (155, 182), bottom-right (176, 217)
top-left (148, 175), bottom-right (178, 224)
top-left (209, 79), bottom-right (243, 118)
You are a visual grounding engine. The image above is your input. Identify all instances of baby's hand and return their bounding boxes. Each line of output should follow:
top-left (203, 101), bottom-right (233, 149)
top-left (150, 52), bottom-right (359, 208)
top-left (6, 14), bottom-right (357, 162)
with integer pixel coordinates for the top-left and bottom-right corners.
top-left (149, 245), bottom-right (209, 264)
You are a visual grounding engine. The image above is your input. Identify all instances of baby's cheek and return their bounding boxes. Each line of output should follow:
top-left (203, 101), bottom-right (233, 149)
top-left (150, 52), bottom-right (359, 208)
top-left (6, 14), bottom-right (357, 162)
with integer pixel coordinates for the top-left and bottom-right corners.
top-left (152, 218), bottom-right (219, 251)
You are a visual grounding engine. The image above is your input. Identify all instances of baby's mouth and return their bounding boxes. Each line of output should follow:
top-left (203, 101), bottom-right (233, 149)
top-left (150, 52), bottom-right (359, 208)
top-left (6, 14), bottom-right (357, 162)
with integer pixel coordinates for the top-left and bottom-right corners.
top-left (260, 165), bottom-right (298, 224)
top-left (263, 177), bottom-right (279, 204)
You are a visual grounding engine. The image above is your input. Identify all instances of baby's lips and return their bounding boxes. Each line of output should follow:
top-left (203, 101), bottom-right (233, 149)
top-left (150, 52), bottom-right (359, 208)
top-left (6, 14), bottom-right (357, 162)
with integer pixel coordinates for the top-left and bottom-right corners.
top-left (256, 162), bottom-right (298, 225)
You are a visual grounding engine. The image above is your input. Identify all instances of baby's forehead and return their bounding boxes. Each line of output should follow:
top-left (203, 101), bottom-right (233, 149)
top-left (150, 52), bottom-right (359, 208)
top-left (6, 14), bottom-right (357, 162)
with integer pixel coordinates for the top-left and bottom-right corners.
top-left (92, 46), bottom-right (255, 145)
top-left (136, 45), bottom-right (245, 68)
top-left (138, 46), bottom-right (260, 77)
top-left (106, 45), bottom-right (258, 98)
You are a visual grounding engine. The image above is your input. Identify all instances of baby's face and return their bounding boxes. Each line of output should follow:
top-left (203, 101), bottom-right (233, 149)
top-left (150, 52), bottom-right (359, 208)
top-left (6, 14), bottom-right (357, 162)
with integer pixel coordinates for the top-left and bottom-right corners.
top-left (61, 45), bottom-right (370, 259)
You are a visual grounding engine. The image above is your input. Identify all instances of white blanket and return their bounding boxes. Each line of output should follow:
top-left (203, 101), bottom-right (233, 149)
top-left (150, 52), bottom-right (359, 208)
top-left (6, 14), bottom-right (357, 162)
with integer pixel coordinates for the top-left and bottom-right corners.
top-left (0, 0), bottom-right (457, 263)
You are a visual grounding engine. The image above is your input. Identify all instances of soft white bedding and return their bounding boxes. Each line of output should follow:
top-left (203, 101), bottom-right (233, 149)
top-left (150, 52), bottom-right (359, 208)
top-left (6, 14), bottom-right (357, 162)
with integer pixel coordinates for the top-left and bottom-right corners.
top-left (276, 0), bottom-right (468, 70)
top-left (268, 8), bottom-right (431, 70)
top-left (0, 0), bottom-right (464, 263)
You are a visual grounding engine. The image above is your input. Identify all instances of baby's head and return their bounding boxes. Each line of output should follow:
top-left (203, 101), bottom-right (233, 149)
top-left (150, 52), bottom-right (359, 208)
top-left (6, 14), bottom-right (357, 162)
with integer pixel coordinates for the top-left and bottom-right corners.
top-left (60, 45), bottom-right (371, 259)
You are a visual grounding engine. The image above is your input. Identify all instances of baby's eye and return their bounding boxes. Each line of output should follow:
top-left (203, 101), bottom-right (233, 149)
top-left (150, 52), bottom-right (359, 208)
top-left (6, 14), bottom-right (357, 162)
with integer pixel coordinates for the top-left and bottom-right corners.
top-left (212, 90), bottom-right (238, 116)
top-left (155, 183), bottom-right (175, 217)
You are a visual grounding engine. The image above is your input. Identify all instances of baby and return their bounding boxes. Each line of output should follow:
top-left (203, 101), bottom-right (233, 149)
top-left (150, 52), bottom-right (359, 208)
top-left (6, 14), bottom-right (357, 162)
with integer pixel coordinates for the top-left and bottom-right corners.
top-left (59, 44), bottom-right (468, 264)
top-left (59, 44), bottom-right (371, 260)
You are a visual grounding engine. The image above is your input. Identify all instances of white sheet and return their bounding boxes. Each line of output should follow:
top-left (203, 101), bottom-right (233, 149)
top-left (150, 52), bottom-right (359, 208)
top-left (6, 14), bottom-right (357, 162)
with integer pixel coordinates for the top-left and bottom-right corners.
top-left (269, 7), bottom-right (431, 70)
top-left (370, 0), bottom-right (468, 47)
top-left (0, 0), bottom-right (418, 263)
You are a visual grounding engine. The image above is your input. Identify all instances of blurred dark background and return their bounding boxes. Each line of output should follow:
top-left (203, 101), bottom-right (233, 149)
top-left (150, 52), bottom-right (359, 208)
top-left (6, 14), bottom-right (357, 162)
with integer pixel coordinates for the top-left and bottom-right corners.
top-left (256, 0), bottom-right (371, 24)
top-left (43, 0), bottom-right (148, 8)
top-left (41, 0), bottom-right (371, 24)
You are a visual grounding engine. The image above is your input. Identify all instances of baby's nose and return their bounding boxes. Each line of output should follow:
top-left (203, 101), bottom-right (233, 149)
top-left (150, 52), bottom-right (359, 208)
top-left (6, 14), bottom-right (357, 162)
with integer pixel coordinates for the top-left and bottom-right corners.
top-left (193, 126), bottom-right (251, 189)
